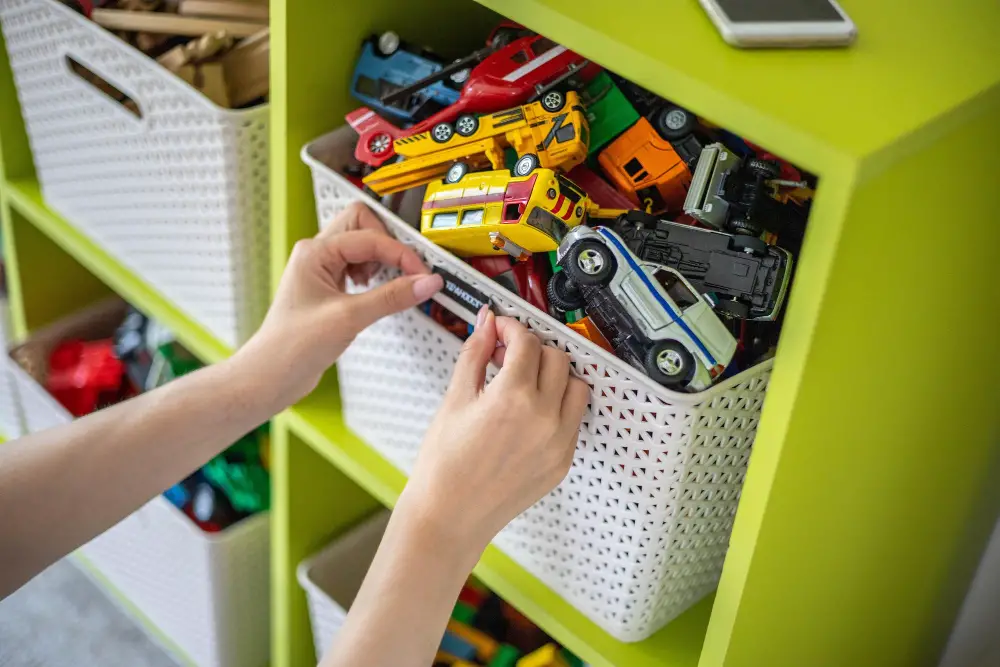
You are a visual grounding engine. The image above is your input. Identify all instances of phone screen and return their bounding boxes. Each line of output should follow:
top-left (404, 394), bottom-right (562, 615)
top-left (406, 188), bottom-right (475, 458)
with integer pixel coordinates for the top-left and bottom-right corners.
top-left (714, 0), bottom-right (845, 23)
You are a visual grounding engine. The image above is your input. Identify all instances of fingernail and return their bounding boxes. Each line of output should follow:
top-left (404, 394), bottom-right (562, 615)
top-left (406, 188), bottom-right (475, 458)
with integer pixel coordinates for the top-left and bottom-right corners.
top-left (475, 304), bottom-right (489, 329)
top-left (412, 273), bottom-right (443, 302)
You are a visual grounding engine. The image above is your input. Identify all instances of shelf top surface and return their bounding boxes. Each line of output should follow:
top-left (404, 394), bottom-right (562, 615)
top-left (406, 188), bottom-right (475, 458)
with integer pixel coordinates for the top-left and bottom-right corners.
top-left (287, 374), bottom-right (710, 667)
top-left (3, 179), bottom-right (232, 365)
top-left (480, 0), bottom-right (1000, 170)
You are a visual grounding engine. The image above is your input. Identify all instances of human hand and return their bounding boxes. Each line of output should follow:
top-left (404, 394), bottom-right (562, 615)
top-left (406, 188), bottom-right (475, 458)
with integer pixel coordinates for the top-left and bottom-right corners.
top-left (400, 310), bottom-right (590, 554)
top-left (237, 202), bottom-right (443, 409)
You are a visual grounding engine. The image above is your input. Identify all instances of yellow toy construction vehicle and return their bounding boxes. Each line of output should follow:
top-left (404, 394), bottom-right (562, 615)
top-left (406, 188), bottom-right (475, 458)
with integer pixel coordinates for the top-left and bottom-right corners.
top-left (364, 90), bottom-right (589, 196)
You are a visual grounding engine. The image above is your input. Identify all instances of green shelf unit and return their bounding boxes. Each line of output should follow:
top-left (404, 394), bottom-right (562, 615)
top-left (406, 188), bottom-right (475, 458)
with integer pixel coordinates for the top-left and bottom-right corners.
top-left (0, 2), bottom-right (997, 667)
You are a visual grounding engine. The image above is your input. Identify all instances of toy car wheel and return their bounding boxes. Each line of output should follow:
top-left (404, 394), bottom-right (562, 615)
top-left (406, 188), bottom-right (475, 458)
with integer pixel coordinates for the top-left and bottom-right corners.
top-left (455, 114), bottom-right (479, 137)
top-left (645, 340), bottom-right (695, 386)
top-left (729, 234), bottom-right (768, 256)
top-left (547, 271), bottom-right (586, 311)
top-left (565, 240), bottom-right (616, 286)
top-left (431, 122), bottom-right (454, 143)
top-left (654, 105), bottom-right (697, 140)
top-left (728, 217), bottom-right (762, 237)
top-left (748, 158), bottom-right (781, 179)
top-left (376, 31), bottom-right (400, 56)
top-left (540, 90), bottom-right (565, 112)
top-left (715, 299), bottom-right (750, 320)
top-left (512, 153), bottom-right (540, 177)
top-left (368, 132), bottom-right (393, 157)
top-left (444, 162), bottom-right (469, 184)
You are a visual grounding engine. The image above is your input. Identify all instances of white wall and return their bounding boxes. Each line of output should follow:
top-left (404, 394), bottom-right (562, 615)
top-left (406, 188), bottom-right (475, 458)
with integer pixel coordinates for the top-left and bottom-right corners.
top-left (940, 515), bottom-right (1000, 667)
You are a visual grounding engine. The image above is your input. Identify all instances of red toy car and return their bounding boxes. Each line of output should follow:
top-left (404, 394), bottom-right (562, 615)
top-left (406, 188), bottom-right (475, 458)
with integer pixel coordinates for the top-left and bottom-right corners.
top-left (469, 254), bottom-right (551, 313)
top-left (46, 339), bottom-right (131, 416)
top-left (350, 33), bottom-right (600, 166)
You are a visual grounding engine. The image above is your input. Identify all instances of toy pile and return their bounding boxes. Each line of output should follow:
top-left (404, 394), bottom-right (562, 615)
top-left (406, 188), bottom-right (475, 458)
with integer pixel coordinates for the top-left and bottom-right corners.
top-left (13, 303), bottom-right (269, 532)
top-left (337, 22), bottom-right (815, 392)
top-left (60, 0), bottom-right (268, 109)
top-left (435, 581), bottom-right (583, 667)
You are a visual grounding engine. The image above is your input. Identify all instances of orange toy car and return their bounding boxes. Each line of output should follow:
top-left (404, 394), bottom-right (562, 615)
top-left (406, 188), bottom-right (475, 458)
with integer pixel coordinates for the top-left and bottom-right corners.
top-left (597, 116), bottom-right (691, 214)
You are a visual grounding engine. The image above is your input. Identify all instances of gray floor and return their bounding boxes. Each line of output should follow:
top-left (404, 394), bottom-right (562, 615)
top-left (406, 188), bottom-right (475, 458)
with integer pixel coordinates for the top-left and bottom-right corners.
top-left (0, 559), bottom-right (180, 667)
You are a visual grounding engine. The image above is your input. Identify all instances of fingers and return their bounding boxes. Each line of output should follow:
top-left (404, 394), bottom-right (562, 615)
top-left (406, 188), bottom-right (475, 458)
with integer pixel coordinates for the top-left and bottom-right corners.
top-left (493, 317), bottom-right (541, 387)
top-left (347, 273), bottom-right (443, 330)
top-left (449, 307), bottom-right (498, 400)
top-left (537, 346), bottom-right (570, 397)
top-left (322, 229), bottom-right (428, 277)
top-left (317, 201), bottom-right (387, 240)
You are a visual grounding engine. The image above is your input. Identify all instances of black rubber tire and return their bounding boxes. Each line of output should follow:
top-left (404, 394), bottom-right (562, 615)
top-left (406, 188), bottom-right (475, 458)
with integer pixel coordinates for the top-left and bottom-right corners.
top-left (547, 271), bottom-right (585, 312)
top-left (454, 114), bottom-right (479, 137)
top-left (654, 105), bottom-right (697, 140)
top-left (430, 122), bottom-right (454, 143)
top-left (715, 299), bottom-right (750, 320)
top-left (563, 240), bottom-right (617, 286)
top-left (512, 153), bottom-right (540, 177)
top-left (444, 162), bottom-right (469, 184)
top-left (540, 90), bottom-right (565, 112)
top-left (729, 234), bottom-right (768, 256)
top-left (747, 158), bottom-right (781, 179)
top-left (728, 217), bottom-right (762, 237)
top-left (644, 340), bottom-right (695, 387)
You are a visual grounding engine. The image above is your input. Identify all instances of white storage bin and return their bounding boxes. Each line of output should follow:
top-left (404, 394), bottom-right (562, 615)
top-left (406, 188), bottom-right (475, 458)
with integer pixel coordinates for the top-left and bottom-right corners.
top-left (303, 127), bottom-right (773, 642)
top-left (0, 0), bottom-right (270, 349)
top-left (297, 511), bottom-right (390, 663)
top-left (0, 298), bottom-right (25, 439)
top-left (8, 301), bottom-right (271, 667)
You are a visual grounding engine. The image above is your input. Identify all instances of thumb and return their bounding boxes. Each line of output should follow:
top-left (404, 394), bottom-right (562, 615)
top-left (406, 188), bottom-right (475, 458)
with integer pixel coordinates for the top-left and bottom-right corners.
top-left (348, 272), bottom-right (443, 329)
top-left (449, 307), bottom-right (497, 399)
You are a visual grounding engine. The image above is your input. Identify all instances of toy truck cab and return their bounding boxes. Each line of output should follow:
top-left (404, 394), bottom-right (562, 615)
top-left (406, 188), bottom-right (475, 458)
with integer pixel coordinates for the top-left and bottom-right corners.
top-left (420, 166), bottom-right (587, 257)
top-left (350, 34), bottom-right (461, 125)
top-left (597, 116), bottom-right (692, 214)
top-left (549, 226), bottom-right (736, 390)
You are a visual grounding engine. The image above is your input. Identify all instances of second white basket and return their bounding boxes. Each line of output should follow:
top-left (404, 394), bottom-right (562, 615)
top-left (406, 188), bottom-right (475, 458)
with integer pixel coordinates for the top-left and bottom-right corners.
top-left (297, 511), bottom-right (391, 663)
top-left (0, 0), bottom-right (270, 349)
top-left (303, 127), bottom-right (772, 642)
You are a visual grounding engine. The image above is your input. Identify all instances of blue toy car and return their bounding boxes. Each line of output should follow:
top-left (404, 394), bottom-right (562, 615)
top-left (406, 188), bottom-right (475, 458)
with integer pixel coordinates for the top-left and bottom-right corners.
top-left (351, 31), bottom-right (463, 125)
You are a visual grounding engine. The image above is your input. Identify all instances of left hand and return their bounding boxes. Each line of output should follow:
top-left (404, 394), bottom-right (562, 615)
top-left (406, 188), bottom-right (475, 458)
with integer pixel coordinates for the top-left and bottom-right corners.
top-left (236, 201), bottom-right (444, 409)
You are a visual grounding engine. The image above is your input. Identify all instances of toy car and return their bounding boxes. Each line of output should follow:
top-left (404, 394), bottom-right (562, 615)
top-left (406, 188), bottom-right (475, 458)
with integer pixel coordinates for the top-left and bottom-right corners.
top-left (421, 165), bottom-right (588, 257)
top-left (468, 254), bottom-right (551, 312)
top-left (613, 211), bottom-right (793, 320)
top-left (597, 116), bottom-right (692, 214)
top-left (579, 71), bottom-right (640, 153)
top-left (362, 90), bottom-right (589, 196)
top-left (351, 34), bottom-right (599, 166)
top-left (611, 75), bottom-right (703, 164)
top-left (684, 142), bottom-right (806, 238)
top-left (350, 32), bottom-right (462, 125)
top-left (47, 339), bottom-right (130, 416)
top-left (202, 428), bottom-right (270, 515)
top-left (548, 226), bottom-right (737, 390)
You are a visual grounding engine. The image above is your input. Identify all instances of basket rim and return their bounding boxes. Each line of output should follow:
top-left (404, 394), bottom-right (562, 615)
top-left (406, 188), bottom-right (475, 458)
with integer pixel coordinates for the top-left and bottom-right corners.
top-left (301, 134), bottom-right (775, 407)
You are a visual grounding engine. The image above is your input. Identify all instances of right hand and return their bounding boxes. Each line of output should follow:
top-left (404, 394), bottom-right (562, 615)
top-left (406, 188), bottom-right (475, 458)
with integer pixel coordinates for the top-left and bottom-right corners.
top-left (402, 308), bottom-right (590, 553)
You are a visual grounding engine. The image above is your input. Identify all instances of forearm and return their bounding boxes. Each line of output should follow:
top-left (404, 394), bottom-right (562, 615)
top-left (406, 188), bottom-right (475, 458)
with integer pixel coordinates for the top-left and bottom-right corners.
top-left (321, 487), bottom-right (486, 667)
top-left (0, 352), bottom-right (283, 598)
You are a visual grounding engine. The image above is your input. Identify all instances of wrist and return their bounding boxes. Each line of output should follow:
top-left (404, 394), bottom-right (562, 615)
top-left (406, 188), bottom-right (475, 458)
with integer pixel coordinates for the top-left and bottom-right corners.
top-left (218, 348), bottom-right (294, 420)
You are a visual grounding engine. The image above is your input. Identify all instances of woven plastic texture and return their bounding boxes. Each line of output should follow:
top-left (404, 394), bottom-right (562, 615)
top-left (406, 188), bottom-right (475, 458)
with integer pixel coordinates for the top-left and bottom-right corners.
top-left (0, 0), bottom-right (270, 349)
top-left (9, 361), bottom-right (71, 433)
top-left (303, 129), bottom-right (773, 642)
top-left (0, 301), bottom-right (25, 439)
top-left (297, 511), bottom-right (391, 662)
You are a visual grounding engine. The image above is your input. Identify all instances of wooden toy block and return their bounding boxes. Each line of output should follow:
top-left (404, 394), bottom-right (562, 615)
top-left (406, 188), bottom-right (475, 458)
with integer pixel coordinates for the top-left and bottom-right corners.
top-left (156, 29), bottom-right (234, 70)
top-left (219, 28), bottom-right (268, 107)
top-left (179, 0), bottom-right (267, 22)
top-left (90, 8), bottom-right (262, 37)
top-left (172, 61), bottom-right (230, 107)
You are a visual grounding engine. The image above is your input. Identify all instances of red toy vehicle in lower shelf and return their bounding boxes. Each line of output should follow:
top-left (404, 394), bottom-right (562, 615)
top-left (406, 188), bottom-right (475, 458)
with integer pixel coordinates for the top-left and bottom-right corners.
top-left (46, 339), bottom-right (131, 416)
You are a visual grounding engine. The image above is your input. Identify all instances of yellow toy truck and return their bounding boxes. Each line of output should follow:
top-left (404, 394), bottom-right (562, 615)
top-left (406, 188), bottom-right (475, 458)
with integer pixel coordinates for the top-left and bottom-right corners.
top-left (363, 90), bottom-right (589, 196)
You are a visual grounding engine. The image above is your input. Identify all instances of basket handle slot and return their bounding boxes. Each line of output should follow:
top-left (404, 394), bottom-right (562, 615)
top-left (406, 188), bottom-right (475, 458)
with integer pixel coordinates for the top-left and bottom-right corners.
top-left (65, 55), bottom-right (144, 119)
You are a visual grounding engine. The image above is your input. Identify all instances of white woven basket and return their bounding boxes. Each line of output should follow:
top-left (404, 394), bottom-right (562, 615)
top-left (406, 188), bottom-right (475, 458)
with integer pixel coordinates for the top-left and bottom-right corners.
top-left (9, 350), bottom-right (270, 667)
top-left (303, 127), bottom-right (773, 642)
top-left (297, 511), bottom-right (391, 663)
top-left (0, 0), bottom-right (270, 349)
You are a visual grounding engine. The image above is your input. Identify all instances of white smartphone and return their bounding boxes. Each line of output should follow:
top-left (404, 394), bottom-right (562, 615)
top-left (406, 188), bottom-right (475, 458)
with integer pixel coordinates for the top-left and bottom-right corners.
top-left (697, 0), bottom-right (857, 48)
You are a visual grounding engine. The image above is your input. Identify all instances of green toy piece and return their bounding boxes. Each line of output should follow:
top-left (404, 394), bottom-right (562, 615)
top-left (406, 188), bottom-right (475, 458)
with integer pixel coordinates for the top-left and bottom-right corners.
top-left (581, 72), bottom-right (639, 154)
top-left (202, 425), bottom-right (271, 514)
top-left (487, 643), bottom-right (521, 667)
top-left (451, 601), bottom-right (477, 625)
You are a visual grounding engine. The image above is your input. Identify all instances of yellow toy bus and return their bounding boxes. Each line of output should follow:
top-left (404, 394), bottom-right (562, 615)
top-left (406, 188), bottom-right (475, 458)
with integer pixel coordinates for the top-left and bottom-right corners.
top-left (363, 90), bottom-right (589, 196)
top-left (420, 163), bottom-right (590, 258)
